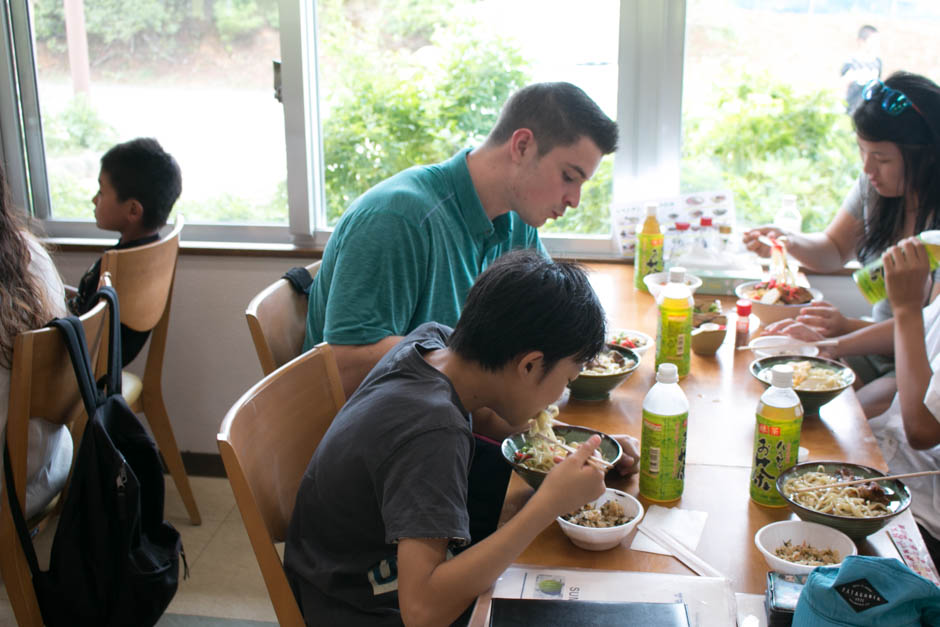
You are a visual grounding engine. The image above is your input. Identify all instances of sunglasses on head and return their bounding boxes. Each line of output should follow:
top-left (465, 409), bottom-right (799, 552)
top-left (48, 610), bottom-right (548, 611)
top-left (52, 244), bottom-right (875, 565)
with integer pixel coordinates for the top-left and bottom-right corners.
top-left (862, 80), bottom-right (923, 117)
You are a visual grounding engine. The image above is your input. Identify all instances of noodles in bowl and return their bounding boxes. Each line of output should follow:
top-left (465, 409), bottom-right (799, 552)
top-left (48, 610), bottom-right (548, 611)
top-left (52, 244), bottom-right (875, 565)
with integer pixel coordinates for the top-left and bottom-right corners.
top-left (750, 355), bottom-right (855, 414)
top-left (776, 461), bottom-right (911, 539)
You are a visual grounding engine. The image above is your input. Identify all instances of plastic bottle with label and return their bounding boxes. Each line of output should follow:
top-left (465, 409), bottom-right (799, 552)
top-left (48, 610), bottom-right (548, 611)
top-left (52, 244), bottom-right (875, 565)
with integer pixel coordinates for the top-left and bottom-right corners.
top-left (749, 365), bottom-right (803, 507)
top-left (640, 362), bottom-right (689, 503)
top-left (655, 267), bottom-right (693, 378)
top-left (853, 230), bottom-right (940, 304)
top-left (773, 194), bottom-right (802, 234)
top-left (734, 299), bottom-right (752, 349)
top-left (634, 203), bottom-right (664, 291)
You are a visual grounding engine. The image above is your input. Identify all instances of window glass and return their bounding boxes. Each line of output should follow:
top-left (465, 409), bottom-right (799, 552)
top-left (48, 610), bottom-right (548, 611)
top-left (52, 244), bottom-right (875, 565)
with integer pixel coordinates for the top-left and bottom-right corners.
top-left (315, 0), bottom-right (619, 235)
top-left (31, 0), bottom-right (286, 225)
top-left (682, 0), bottom-right (940, 233)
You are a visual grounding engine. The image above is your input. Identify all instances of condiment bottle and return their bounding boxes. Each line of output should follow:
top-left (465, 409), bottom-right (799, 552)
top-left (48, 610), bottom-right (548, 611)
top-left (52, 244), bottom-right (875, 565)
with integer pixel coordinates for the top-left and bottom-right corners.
top-left (655, 266), bottom-right (693, 378)
top-left (734, 299), bottom-right (752, 349)
top-left (640, 363), bottom-right (689, 502)
top-left (634, 203), bottom-right (664, 291)
top-left (750, 365), bottom-right (803, 507)
top-left (673, 221), bottom-right (691, 261)
top-left (699, 216), bottom-right (717, 250)
top-left (853, 230), bottom-right (940, 304)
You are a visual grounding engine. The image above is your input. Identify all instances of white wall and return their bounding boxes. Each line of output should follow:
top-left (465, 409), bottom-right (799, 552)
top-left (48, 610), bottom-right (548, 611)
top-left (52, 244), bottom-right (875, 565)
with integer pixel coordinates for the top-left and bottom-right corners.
top-left (52, 249), bottom-right (309, 454)
top-left (50, 251), bottom-right (874, 455)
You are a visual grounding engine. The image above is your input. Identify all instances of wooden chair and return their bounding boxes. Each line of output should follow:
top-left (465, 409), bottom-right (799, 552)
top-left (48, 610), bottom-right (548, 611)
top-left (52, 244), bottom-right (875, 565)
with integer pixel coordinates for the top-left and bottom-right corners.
top-left (0, 285), bottom-right (110, 627)
top-left (98, 215), bottom-right (200, 525)
top-left (245, 260), bottom-right (321, 376)
top-left (217, 343), bottom-right (345, 626)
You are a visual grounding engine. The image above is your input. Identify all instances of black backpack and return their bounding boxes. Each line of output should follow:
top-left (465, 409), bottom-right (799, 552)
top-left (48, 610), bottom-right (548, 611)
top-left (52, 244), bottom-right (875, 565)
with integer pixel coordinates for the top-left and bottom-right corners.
top-left (3, 286), bottom-right (184, 626)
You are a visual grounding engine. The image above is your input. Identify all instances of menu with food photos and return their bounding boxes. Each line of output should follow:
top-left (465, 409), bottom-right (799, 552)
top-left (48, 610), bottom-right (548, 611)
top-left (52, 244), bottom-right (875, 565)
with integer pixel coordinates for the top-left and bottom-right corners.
top-left (468, 565), bottom-right (736, 627)
top-left (613, 190), bottom-right (736, 258)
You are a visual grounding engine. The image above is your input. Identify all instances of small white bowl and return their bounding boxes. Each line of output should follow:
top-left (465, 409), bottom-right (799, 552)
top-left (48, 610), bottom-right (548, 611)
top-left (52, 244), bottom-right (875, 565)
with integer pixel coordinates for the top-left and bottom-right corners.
top-left (735, 281), bottom-right (823, 325)
top-left (643, 271), bottom-right (703, 300)
top-left (608, 329), bottom-right (653, 356)
top-left (556, 488), bottom-right (643, 551)
top-left (754, 520), bottom-right (857, 575)
top-left (749, 335), bottom-right (820, 360)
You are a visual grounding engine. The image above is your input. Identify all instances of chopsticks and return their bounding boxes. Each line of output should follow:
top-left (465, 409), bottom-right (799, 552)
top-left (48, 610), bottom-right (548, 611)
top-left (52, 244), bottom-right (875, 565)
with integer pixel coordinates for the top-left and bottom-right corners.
top-left (736, 338), bottom-right (838, 351)
top-left (786, 469), bottom-right (940, 494)
top-left (637, 522), bottom-right (727, 579)
top-left (530, 433), bottom-right (614, 471)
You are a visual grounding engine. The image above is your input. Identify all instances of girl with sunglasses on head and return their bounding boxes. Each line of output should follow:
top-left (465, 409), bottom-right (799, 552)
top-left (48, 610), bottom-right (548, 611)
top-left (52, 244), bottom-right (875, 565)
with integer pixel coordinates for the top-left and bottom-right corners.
top-left (743, 71), bottom-right (940, 416)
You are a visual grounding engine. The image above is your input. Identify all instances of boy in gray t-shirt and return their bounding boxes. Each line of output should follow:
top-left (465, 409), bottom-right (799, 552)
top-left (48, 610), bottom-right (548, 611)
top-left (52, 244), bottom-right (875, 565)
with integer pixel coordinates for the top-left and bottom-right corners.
top-left (285, 250), bottom-right (617, 626)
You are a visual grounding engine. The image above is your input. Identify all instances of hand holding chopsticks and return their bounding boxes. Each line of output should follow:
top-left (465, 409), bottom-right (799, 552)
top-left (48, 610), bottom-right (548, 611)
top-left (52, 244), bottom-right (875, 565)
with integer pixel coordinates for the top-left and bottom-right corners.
top-left (786, 469), bottom-right (940, 494)
top-left (530, 433), bottom-right (613, 471)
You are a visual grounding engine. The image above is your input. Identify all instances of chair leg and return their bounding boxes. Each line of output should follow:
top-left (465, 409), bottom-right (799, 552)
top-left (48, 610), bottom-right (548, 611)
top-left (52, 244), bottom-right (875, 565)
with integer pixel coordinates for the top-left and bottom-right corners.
top-left (0, 504), bottom-right (45, 626)
top-left (141, 390), bottom-right (202, 526)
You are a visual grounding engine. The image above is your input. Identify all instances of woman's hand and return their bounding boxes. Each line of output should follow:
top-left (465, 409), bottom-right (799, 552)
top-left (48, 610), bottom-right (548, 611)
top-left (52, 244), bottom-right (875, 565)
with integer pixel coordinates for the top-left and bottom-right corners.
top-left (742, 226), bottom-right (787, 257)
top-left (884, 237), bottom-right (931, 313)
top-left (760, 318), bottom-right (826, 343)
top-left (794, 301), bottom-right (849, 337)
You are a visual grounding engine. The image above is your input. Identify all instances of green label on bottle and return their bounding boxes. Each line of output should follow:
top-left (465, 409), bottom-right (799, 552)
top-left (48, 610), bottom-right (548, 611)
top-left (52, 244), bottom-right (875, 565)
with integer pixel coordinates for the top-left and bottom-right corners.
top-left (656, 309), bottom-right (691, 377)
top-left (749, 412), bottom-right (802, 507)
top-left (853, 239), bottom-right (940, 304)
top-left (634, 233), bottom-right (664, 290)
top-left (640, 409), bottom-right (688, 502)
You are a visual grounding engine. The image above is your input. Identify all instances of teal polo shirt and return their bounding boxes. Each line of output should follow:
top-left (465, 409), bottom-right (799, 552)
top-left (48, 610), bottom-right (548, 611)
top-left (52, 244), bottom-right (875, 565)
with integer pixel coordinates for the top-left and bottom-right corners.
top-left (304, 148), bottom-right (546, 349)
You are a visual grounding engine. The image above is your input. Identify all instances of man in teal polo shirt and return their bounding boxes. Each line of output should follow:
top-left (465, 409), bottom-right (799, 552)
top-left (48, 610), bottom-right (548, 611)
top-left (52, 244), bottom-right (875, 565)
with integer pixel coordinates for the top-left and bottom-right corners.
top-left (305, 82), bottom-right (619, 404)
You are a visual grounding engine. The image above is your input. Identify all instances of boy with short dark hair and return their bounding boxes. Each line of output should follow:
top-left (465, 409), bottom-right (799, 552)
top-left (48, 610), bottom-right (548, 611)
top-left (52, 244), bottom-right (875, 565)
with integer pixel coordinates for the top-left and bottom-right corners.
top-left (68, 137), bottom-right (182, 365)
top-left (285, 249), bottom-right (611, 626)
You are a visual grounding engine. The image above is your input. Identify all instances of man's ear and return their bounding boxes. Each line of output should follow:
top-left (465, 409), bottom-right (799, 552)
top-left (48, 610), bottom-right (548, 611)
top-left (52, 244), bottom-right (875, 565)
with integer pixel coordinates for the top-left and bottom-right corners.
top-left (508, 128), bottom-right (536, 164)
top-left (516, 350), bottom-right (544, 380)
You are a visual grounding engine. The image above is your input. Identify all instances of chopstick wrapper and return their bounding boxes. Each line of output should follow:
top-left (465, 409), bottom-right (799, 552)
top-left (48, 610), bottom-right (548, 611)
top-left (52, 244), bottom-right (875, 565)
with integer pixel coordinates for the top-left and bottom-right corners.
top-left (630, 505), bottom-right (708, 555)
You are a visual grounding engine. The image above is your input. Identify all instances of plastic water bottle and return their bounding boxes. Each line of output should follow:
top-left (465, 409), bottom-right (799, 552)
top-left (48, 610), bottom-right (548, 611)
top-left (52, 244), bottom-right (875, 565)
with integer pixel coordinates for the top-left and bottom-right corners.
top-left (773, 194), bottom-right (802, 234)
top-left (634, 203), bottom-right (664, 291)
top-left (750, 365), bottom-right (803, 507)
top-left (655, 267), bottom-right (693, 378)
top-left (853, 230), bottom-right (940, 304)
top-left (640, 363), bottom-right (689, 503)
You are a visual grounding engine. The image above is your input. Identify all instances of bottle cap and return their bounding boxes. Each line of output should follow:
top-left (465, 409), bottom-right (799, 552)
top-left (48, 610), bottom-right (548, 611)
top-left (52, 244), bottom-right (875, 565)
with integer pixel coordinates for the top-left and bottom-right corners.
top-left (700, 217), bottom-right (713, 227)
top-left (656, 362), bottom-right (679, 384)
top-left (645, 203), bottom-right (658, 217)
top-left (736, 299), bottom-right (752, 316)
top-left (675, 221), bottom-right (690, 230)
top-left (770, 364), bottom-right (794, 388)
top-left (668, 267), bottom-right (686, 284)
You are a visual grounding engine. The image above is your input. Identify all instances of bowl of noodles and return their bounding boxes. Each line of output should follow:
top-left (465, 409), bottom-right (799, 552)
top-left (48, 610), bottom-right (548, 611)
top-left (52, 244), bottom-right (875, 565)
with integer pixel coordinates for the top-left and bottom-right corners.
top-left (501, 408), bottom-right (623, 490)
top-left (567, 345), bottom-right (640, 401)
top-left (776, 461), bottom-right (912, 539)
top-left (735, 280), bottom-right (823, 325)
top-left (750, 356), bottom-right (855, 415)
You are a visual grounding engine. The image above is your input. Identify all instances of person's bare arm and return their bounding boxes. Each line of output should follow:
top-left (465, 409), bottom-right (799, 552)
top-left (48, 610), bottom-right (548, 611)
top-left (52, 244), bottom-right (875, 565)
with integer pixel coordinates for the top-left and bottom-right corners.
top-left (330, 337), bottom-right (402, 398)
top-left (742, 208), bottom-right (862, 273)
top-left (396, 437), bottom-right (606, 626)
top-left (885, 240), bottom-right (940, 449)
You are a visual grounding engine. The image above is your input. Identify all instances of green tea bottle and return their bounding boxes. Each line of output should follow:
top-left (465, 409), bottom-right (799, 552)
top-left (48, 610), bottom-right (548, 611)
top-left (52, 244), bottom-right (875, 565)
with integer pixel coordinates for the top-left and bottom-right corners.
top-left (634, 203), bottom-right (664, 291)
top-left (853, 230), bottom-right (940, 304)
top-left (640, 363), bottom-right (689, 502)
top-left (750, 365), bottom-right (803, 507)
top-left (655, 267), bottom-right (693, 377)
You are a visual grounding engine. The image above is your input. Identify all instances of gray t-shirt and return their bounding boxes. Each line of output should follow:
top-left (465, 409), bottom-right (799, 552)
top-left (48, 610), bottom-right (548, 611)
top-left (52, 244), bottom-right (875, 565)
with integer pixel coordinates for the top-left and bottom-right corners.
top-left (284, 323), bottom-right (475, 625)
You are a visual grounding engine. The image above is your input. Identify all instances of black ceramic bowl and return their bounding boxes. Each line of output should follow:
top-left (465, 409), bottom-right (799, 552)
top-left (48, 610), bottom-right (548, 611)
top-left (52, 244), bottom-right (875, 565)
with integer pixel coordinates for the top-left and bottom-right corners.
top-left (500, 425), bottom-right (622, 490)
top-left (749, 355), bottom-right (855, 415)
top-left (776, 461), bottom-right (912, 539)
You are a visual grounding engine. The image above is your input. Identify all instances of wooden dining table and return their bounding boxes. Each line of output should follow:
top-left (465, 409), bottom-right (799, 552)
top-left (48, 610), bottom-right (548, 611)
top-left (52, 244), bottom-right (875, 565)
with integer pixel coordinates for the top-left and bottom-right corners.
top-left (493, 262), bottom-right (928, 598)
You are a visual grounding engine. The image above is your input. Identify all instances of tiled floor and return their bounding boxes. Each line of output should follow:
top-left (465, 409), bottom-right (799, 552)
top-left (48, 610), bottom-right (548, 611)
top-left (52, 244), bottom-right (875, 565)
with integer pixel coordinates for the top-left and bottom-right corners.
top-left (0, 476), bottom-right (278, 626)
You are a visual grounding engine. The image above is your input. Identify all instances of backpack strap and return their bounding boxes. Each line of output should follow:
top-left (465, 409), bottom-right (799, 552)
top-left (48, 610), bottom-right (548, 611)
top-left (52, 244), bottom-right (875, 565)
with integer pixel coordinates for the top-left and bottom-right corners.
top-left (3, 440), bottom-right (42, 577)
top-left (91, 285), bottom-right (122, 396)
top-left (282, 266), bottom-right (314, 295)
top-left (48, 316), bottom-right (100, 420)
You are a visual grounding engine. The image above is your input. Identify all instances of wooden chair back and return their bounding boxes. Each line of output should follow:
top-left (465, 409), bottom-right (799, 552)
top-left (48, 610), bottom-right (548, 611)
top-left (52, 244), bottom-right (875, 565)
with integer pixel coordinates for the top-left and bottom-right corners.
top-left (245, 260), bottom-right (321, 376)
top-left (0, 284), bottom-right (110, 626)
top-left (217, 343), bottom-right (345, 626)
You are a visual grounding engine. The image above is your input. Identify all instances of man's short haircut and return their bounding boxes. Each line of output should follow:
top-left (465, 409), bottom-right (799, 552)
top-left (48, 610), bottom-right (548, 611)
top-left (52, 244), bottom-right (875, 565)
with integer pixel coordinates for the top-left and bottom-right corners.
top-left (448, 249), bottom-right (606, 376)
top-left (858, 24), bottom-right (878, 40)
top-left (100, 137), bottom-right (182, 231)
top-left (486, 82), bottom-right (618, 156)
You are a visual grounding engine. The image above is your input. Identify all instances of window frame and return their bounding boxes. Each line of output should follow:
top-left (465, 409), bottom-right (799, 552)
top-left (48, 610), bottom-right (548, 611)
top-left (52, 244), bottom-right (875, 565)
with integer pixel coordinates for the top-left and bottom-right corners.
top-left (0, 0), bottom-right (687, 256)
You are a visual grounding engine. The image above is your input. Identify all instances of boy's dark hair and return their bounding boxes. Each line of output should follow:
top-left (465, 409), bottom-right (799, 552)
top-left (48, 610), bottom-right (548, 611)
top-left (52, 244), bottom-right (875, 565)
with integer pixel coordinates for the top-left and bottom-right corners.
top-left (485, 82), bottom-right (619, 156)
top-left (448, 249), bottom-right (606, 376)
top-left (853, 71), bottom-right (940, 262)
top-left (100, 138), bottom-right (182, 231)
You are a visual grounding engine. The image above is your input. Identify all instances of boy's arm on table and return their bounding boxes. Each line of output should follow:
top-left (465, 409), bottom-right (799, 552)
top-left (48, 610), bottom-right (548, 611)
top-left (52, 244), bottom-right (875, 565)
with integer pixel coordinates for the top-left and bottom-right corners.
top-left (885, 239), bottom-right (940, 449)
top-left (395, 437), bottom-right (606, 627)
